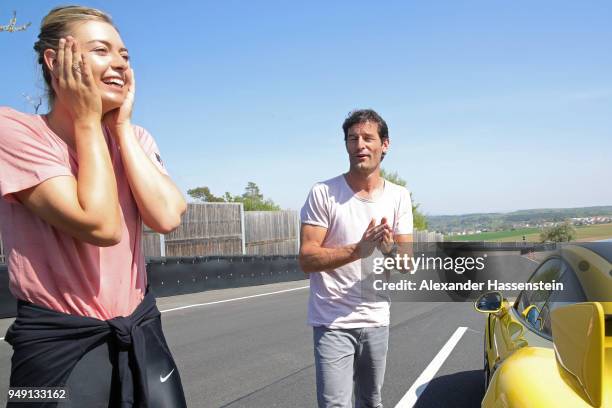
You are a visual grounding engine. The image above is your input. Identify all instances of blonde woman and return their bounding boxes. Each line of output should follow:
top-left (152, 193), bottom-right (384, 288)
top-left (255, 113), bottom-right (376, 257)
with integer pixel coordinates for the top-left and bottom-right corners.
top-left (0, 6), bottom-right (187, 407)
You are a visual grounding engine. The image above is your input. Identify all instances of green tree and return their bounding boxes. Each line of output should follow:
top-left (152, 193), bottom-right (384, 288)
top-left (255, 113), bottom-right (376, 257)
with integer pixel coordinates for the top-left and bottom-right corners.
top-left (187, 186), bottom-right (225, 203)
top-left (234, 196), bottom-right (280, 211)
top-left (187, 183), bottom-right (280, 211)
top-left (0, 11), bottom-right (31, 32)
top-left (233, 181), bottom-right (280, 210)
top-left (380, 168), bottom-right (428, 230)
top-left (242, 181), bottom-right (263, 201)
top-left (539, 221), bottom-right (576, 243)
top-left (223, 192), bottom-right (234, 202)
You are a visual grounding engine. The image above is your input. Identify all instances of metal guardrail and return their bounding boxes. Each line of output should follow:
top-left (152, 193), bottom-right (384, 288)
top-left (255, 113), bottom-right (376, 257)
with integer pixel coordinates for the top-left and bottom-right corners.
top-left (0, 243), bottom-right (560, 318)
top-left (147, 255), bottom-right (304, 297)
top-left (0, 256), bottom-right (307, 318)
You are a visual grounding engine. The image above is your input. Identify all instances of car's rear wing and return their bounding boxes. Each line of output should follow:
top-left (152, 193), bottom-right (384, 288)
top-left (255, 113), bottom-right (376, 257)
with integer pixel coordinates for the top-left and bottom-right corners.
top-left (552, 302), bottom-right (610, 407)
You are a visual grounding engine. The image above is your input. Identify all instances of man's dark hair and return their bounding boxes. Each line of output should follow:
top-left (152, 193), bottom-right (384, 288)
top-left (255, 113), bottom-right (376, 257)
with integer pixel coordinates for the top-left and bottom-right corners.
top-left (342, 109), bottom-right (389, 142)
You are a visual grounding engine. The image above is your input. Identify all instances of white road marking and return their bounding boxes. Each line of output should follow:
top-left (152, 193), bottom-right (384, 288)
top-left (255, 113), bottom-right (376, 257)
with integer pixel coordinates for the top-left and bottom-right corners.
top-left (159, 286), bottom-right (309, 313)
top-left (394, 326), bottom-right (468, 408)
top-left (0, 286), bottom-right (310, 344)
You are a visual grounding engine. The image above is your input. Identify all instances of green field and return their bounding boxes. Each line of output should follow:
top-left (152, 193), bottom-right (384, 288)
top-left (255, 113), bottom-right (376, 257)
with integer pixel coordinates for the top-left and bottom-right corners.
top-left (448, 228), bottom-right (540, 242)
top-left (447, 223), bottom-right (612, 242)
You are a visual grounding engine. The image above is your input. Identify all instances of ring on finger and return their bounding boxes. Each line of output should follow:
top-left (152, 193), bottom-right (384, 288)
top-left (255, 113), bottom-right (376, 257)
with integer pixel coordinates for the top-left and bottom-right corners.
top-left (72, 62), bottom-right (81, 72)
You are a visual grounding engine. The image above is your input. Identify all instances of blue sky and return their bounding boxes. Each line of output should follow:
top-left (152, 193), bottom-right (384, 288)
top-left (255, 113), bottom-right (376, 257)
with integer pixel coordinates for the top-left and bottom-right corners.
top-left (2, 1), bottom-right (611, 215)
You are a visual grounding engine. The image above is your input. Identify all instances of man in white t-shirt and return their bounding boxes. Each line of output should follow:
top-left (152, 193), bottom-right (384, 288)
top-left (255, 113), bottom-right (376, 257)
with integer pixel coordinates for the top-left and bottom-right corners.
top-left (299, 109), bottom-right (414, 408)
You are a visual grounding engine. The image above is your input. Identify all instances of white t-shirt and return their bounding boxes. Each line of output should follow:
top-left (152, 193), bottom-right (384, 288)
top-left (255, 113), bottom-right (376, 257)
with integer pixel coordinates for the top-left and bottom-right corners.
top-left (300, 174), bottom-right (413, 328)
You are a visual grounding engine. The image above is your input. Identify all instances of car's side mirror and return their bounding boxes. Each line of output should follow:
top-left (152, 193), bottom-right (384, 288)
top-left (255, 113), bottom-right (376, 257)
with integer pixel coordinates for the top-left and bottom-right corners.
top-left (474, 291), bottom-right (503, 313)
top-left (522, 305), bottom-right (540, 329)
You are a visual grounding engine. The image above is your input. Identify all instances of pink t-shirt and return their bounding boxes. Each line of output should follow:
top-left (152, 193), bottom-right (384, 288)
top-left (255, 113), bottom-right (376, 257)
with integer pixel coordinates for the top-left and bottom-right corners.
top-left (0, 107), bottom-right (168, 320)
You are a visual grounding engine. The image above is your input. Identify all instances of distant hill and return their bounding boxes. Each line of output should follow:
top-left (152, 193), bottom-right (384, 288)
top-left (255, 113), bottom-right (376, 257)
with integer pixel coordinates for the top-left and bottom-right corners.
top-left (426, 206), bottom-right (612, 233)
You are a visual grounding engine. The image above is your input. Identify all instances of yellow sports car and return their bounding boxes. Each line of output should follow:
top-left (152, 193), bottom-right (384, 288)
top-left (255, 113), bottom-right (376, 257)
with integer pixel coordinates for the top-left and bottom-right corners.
top-left (475, 242), bottom-right (612, 407)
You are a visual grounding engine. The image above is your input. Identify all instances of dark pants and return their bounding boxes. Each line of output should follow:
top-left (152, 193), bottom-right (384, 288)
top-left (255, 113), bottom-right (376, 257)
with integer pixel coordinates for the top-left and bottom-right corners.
top-left (5, 291), bottom-right (186, 408)
top-left (60, 317), bottom-right (185, 408)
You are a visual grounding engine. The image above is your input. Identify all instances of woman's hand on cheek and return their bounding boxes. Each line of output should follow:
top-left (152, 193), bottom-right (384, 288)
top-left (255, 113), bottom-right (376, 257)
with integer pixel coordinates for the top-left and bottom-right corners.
top-left (103, 68), bottom-right (135, 134)
top-left (52, 37), bottom-right (103, 124)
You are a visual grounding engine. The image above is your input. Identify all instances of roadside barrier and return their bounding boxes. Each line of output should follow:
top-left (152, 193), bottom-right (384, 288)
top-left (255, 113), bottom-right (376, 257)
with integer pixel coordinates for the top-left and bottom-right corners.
top-left (0, 244), bottom-right (554, 318)
top-left (147, 255), bottom-right (305, 297)
top-left (0, 256), bottom-right (306, 318)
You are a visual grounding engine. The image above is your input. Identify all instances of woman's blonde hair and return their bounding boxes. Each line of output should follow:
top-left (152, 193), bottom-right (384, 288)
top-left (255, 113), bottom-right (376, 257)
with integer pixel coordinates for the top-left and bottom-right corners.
top-left (33, 6), bottom-right (116, 105)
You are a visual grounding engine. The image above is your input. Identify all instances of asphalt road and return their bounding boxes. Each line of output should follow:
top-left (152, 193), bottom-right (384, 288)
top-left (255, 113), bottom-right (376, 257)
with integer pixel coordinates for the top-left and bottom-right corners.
top-left (0, 252), bottom-right (536, 407)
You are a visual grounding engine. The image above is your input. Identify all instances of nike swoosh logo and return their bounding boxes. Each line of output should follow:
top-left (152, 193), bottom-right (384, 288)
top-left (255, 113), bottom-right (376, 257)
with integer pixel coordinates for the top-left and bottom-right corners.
top-left (160, 368), bottom-right (175, 383)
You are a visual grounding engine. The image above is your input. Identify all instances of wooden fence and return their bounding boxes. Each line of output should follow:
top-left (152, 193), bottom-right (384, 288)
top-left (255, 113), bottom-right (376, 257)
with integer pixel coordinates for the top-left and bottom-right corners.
top-left (142, 204), bottom-right (444, 257)
top-left (413, 230), bottom-right (445, 243)
top-left (143, 205), bottom-right (299, 256)
top-left (163, 203), bottom-right (243, 256)
top-left (0, 204), bottom-right (444, 260)
top-left (244, 211), bottom-right (299, 255)
top-left (142, 227), bottom-right (162, 257)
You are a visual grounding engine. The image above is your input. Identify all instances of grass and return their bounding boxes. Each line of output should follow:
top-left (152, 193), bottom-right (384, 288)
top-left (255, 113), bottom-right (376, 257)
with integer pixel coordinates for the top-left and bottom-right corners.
top-left (446, 223), bottom-right (612, 242)
top-left (448, 228), bottom-right (539, 242)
